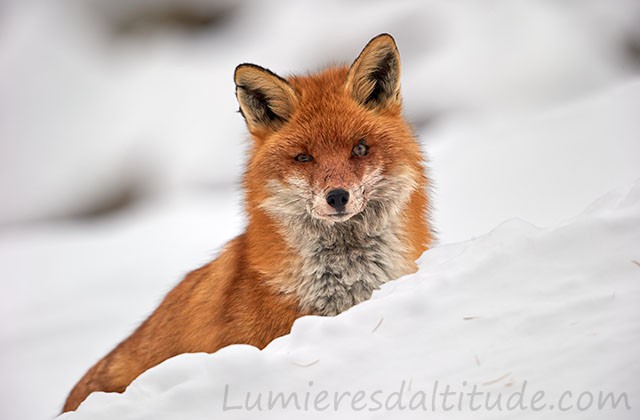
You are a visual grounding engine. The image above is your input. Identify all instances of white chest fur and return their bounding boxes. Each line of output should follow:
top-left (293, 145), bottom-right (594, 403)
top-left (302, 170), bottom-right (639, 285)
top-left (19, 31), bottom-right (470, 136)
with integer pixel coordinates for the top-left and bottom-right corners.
top-left (279, 202), bottom-right (411, 316)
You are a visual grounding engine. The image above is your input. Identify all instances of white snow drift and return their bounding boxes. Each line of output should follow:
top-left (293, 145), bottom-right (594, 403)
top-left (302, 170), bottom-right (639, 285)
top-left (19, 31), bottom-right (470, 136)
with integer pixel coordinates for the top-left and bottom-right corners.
top-left (59, 181), bottom-right (640, 419)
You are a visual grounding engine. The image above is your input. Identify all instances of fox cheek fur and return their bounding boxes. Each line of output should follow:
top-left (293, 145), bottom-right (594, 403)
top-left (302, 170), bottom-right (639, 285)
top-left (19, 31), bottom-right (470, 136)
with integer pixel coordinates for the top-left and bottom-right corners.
top-left (62, 33), bottom-right (433, 413)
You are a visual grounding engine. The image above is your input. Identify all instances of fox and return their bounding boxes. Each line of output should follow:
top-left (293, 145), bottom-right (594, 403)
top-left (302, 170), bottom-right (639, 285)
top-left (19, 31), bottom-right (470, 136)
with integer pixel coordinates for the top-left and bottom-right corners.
top-left (63, 33), bottom-right (433, 412)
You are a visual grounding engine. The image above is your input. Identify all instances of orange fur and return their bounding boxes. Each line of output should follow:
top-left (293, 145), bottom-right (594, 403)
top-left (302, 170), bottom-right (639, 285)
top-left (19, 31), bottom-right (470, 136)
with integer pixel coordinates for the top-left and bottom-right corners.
top-left (63, 33), bottom-right (432, 412)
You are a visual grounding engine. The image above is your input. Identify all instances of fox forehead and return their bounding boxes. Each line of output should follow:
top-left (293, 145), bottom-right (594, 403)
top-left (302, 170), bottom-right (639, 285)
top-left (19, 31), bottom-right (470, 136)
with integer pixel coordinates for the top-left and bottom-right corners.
top-left (278, 68), bottom-right (379, 142)
top-left (257, 71), bottom-right (397, 156)
top-left (287, 66), bottom-right (351, 106)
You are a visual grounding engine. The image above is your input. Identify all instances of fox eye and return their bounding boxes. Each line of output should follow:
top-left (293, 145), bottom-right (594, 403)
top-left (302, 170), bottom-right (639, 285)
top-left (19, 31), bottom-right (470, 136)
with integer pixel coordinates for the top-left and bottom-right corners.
top-left (352, 140), bottom-right (369, 157)
top-left (294, 153), bottom-right (314, 163)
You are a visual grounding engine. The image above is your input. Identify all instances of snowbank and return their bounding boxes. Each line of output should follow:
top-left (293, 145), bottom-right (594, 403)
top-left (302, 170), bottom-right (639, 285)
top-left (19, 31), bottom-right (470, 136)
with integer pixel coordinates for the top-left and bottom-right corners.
top-left (58, 181), bottom-right (640, 419)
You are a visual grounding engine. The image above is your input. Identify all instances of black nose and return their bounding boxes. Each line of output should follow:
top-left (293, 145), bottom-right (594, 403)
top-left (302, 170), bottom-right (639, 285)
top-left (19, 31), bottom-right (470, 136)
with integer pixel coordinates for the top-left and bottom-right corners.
top-left (326, 189), bottom-right (350, 211)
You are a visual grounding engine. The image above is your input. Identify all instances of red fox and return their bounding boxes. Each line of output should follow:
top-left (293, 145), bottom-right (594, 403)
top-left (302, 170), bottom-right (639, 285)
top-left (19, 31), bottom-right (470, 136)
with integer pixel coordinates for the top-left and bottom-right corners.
top-left (63, 33), bottom-right (433, 412)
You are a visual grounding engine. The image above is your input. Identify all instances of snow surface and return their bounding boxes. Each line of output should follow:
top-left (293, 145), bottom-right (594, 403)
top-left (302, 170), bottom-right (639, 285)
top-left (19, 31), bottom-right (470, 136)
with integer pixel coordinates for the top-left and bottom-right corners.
top-left (1, 0), bottom-right (640, 419)
top-left (57, 179), bottom-right (640, 419)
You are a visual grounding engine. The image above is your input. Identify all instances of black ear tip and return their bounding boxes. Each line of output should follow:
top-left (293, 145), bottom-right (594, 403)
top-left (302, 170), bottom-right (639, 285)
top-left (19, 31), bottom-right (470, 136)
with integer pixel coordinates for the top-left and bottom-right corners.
top-left (234, 63), bottom-right (261, 84)
top-left (234, 63), bottom-right (291, 87)
top-left (355, 33), bottom-right (399, 60)
top-left (374, 33), bottom-right (395, 41)
top-left (370, 33), bottom-right (398, 48)
top-left (235, 63), bottom-right (264, 72)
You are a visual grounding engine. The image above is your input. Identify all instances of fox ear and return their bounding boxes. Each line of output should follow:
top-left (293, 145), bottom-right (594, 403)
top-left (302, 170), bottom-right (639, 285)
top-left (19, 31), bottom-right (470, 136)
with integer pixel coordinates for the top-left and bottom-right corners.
top-left (234, 64), bottom-right (297, 134)
top-left (346, 34), bottom-right (401, 111)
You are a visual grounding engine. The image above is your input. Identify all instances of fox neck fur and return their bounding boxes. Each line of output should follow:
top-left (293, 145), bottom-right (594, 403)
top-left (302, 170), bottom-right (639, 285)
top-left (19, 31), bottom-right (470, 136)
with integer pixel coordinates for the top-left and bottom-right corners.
top-left (258, 170), bottom-right (419, 315)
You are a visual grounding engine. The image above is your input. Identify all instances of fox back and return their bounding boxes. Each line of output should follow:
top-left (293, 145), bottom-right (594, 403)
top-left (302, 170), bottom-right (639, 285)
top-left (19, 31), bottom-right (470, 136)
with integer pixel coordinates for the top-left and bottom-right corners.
top-left (63, 33), bottom-right (432, 413)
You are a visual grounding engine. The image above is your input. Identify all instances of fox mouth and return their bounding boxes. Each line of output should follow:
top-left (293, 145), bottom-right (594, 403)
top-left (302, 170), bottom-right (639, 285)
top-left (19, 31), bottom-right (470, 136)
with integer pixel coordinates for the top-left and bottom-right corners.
top-left (314, 206), bottom-right (364, 223)
top-left (319, 213), bottom-right (356, 223)
top-left (327, 212), bottom-right (352, 220)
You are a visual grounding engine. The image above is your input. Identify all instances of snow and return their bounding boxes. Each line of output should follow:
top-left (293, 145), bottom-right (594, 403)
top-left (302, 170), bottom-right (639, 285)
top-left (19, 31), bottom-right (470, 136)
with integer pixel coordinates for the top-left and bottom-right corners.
top-left (428, 79), bottom-right (640, 243)
top-left (1, 0), bottom-right (640, 418)
top-left (56, 180), bottom-right (640, 419)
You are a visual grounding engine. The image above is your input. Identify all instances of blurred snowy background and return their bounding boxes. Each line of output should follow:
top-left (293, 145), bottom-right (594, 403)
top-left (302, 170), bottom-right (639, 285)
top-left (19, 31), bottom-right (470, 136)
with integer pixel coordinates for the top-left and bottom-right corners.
top-left (1, 0), bottom-right (639, 418)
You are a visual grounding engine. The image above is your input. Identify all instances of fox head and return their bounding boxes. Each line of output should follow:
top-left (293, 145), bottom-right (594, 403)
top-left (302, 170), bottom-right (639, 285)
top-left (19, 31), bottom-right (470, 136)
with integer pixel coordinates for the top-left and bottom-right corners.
top-left (235, 34), bottom-right (427, 234)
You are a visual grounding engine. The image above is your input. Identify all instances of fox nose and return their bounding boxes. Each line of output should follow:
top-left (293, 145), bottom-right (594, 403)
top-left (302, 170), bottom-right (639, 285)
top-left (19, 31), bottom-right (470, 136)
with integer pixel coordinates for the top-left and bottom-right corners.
top-left (326, 189), bottom-right (350, 211)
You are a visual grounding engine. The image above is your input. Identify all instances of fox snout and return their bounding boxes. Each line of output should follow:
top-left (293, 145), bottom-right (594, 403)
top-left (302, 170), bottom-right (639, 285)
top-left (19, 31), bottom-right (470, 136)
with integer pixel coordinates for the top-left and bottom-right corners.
top-left (325, 189), bottom-right (350, 212)
top-left (309, 172), bottom-right (375, 223)
top-left (312, 185), bottom-right (362, 222)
